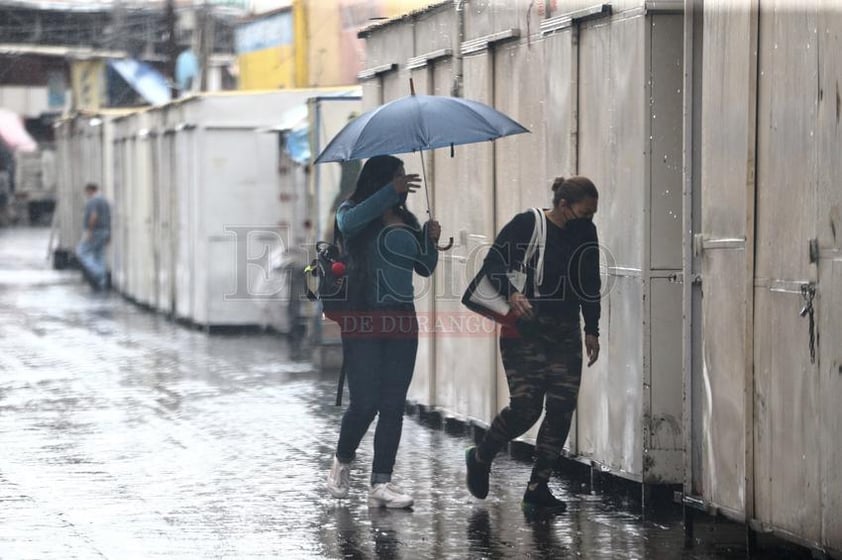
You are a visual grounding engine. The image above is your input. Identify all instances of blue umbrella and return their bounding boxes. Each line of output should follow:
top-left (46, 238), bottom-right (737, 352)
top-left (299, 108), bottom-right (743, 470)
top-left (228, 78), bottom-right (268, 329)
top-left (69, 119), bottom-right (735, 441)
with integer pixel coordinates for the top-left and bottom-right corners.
top-left (315, 86), bottom-right (529, 249)
top-left (314, 93), bottom-right (528, 164)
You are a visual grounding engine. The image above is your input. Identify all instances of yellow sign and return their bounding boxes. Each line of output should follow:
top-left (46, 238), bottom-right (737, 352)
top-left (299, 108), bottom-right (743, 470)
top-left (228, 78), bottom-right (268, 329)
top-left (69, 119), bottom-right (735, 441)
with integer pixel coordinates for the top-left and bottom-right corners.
top-left (237, 45), bottom-right (296, 90)
top-left (70, 60), bottom-right (105, 111)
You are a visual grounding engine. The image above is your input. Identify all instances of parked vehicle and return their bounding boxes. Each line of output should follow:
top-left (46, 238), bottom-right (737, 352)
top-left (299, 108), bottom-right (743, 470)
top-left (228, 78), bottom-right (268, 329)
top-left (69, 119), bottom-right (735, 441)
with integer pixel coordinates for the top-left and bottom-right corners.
top-left (13, 147), bottom-right (57, 225)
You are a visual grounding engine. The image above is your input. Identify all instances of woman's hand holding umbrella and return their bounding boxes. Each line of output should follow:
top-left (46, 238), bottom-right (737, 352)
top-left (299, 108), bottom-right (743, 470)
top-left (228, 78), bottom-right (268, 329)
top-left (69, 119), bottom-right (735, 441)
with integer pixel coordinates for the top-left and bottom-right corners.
top-left (425, 220), bottom-right (442, 243)
top-left (393, 174), bottom-right (448, 249)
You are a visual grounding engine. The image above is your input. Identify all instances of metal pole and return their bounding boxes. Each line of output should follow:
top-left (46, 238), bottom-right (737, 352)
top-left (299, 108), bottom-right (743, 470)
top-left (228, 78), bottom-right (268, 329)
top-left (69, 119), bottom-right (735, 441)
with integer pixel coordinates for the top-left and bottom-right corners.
top-left (681, 0), bottom-right (698, 545)
top-left (452, 0), bottom-right (465, 97)
top-left (744, 1), bottom-right (761, 553)
top-left (418, 150), bottom-right (432, 219)
top-left (165, 0), bottom-right (178, 99)
top-left (111, 0), bottom-right (125, 50)
top-left (200, 2), bottom-right (214, 92)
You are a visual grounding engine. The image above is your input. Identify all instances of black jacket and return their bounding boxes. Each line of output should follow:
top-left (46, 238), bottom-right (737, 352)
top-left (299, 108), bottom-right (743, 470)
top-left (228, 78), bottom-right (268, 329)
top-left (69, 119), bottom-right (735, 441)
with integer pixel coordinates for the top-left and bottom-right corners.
top-left (483, 209), bottom-right (601, 336)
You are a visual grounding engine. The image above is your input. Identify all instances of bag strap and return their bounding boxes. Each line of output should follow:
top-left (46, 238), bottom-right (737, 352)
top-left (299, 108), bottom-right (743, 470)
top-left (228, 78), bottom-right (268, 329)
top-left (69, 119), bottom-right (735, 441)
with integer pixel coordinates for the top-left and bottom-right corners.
top-left (522, 208), bottom-right (540, 263)
top-left (523, 208), bottom-right (545, 297)
top-left (534, 208), bottom-right (546, 290)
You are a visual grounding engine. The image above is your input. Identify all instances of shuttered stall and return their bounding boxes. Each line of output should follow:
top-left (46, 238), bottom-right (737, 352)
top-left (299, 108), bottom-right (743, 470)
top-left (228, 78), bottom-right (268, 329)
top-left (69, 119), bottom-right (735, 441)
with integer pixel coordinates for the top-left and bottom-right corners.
top-left (112, 110), bottom-right (157, 308)
top-left (54, 111), bottom-right (127, 272)
top-left (690, 1), bottom-right (842, 554)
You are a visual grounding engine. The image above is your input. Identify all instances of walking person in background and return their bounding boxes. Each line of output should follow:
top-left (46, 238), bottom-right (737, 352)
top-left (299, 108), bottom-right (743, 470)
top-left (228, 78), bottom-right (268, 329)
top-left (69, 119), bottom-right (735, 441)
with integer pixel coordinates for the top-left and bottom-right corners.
top-left (465, 176), bottom-right (602, 514)
top-left (326, 155), bottom-right (441, 509)
top-left (76, 182), bottom-right (111, 291)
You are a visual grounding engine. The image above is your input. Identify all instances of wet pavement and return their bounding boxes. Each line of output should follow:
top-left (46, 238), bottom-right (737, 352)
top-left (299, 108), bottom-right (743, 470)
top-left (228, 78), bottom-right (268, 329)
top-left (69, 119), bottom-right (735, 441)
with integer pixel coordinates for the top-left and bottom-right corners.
top-left (0, 227), bottom-right (812, 560)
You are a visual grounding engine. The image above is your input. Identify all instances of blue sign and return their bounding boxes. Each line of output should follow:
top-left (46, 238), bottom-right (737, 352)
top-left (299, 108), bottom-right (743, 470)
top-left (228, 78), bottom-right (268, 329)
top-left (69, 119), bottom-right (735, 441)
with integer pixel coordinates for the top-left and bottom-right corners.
top-left (235, 11), bottom-right (293, 54)
top-left (47, 71), bottom-right (66, 109)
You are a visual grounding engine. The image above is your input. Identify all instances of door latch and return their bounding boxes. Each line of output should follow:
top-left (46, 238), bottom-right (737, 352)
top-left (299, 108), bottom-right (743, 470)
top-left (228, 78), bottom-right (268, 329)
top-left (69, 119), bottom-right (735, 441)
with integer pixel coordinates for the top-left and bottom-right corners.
top-left (800, 282), bottom-right (817, 364)
top-left (799, 283), bottom-right (815, 317)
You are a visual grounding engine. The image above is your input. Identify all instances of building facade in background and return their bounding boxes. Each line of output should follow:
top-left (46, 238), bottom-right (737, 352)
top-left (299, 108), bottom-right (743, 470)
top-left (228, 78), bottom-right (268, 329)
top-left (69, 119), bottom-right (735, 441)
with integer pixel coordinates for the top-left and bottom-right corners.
top-left (235, 8), bottom-right (297, 89)
top-left (236, 0), bottom-right (436, 90)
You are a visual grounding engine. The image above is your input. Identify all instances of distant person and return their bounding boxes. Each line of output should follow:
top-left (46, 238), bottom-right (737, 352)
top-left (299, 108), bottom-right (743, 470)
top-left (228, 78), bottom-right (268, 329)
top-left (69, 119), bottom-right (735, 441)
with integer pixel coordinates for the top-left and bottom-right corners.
top-left (465, 176), bottom-right (602, 515)
top-left (326, 155), bottom-right (441, 509)
top-left (76, 183), bottom-right (111, 291)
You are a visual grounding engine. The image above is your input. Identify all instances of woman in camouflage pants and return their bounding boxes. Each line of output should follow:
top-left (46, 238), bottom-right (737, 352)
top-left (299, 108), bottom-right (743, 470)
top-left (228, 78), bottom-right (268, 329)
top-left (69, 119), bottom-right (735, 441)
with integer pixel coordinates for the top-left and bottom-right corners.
top-left (465, 176), bottom-right (602, 513)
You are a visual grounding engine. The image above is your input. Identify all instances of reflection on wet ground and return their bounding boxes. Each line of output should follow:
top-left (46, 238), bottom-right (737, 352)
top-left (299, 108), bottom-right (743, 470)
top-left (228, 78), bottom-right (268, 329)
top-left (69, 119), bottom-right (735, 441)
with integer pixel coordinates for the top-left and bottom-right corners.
top-left (0, 228), bottom-right (812, 559)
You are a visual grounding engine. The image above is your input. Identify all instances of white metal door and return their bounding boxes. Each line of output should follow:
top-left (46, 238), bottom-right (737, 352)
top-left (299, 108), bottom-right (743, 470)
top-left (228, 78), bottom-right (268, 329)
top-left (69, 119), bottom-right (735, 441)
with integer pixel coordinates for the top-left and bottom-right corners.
top-left (752, 4), bottom-right (821, 540)
top-left (695, 0), bottom-right (756, 518)
top-left (577, 13), bottom-right (647, 480)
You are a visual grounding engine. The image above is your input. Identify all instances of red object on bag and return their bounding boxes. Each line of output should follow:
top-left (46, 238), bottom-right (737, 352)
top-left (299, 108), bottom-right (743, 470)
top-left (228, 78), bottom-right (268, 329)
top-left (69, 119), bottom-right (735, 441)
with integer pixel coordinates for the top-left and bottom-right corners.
top-left (331, 261), bottom-right (346, 277)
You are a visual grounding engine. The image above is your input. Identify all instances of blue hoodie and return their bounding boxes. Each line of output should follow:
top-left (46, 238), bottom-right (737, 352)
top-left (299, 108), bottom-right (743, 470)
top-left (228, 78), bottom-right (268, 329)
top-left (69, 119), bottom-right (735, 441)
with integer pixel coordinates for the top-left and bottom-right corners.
top-left (336, 184), bottom-right (438, 307)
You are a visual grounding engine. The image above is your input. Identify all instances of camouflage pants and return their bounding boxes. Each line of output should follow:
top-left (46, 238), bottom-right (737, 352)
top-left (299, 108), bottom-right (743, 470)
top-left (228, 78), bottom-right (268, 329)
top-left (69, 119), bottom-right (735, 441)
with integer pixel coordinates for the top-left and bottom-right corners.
top-left (477, 315), bottom-right (583, 484)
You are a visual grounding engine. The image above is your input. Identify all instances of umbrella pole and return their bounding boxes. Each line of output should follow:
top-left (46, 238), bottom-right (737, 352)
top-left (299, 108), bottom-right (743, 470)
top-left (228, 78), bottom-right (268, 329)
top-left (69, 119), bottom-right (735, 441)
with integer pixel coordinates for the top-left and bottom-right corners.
top-left (417, 150), bottom-right (433, 218)
top-left (417, 151), bottom-right (453, 251)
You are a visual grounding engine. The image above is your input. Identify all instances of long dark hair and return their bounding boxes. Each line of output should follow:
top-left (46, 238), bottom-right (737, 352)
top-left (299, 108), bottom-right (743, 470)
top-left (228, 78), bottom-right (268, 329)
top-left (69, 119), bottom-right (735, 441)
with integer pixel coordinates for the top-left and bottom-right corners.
top-left (350, 155), bottom-right (402, 204)
top-left (342, 155), bottom-right (422, 307)
top-left (345, 155), bottom-right (422, 234)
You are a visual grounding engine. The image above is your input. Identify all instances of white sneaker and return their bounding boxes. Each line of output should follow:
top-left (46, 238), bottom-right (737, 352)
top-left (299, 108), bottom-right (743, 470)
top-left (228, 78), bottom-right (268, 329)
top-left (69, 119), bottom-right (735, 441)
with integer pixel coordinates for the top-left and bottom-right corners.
top-left (327, 456), bottom-right (351, 498)
top-left (367, 482), bottom-right (414, 509)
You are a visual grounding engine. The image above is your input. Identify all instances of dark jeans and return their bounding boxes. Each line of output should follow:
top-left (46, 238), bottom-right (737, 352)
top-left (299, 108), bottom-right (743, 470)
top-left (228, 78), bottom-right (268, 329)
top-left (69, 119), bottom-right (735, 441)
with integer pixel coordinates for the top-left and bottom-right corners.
top-left (478, 315), bottom-right (583, 485)
top-left (335, 309), bottom-right (418, 485)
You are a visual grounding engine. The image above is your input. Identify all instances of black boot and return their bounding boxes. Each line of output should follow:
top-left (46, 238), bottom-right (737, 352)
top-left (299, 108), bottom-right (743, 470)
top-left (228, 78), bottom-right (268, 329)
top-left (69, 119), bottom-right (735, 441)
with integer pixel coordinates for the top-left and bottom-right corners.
top-left (465, 447), bottom-right (491, 499)
top-left (521, 481), bottom-right (566, 514)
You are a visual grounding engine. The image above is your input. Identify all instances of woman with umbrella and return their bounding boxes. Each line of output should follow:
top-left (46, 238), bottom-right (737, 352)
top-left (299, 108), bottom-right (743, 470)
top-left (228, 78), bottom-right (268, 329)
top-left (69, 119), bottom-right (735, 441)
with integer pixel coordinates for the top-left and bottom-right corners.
top-left (465, 176), bottom-right (602, 514)
top-left (326, 155), bottom-right (441, 509)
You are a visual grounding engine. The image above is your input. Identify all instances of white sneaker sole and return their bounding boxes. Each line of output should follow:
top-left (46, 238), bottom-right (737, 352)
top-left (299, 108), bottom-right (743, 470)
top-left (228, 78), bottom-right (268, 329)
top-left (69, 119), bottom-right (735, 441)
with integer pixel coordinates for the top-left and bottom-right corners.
top-left (327, 485), bottom-right (349, 499)
top-left (367, 497), bottom-right (414, 509)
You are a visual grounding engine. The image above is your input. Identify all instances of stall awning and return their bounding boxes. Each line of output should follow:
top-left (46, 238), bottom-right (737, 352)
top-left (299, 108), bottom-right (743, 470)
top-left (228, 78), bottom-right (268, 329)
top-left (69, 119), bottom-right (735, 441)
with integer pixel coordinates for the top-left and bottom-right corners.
top-left (108, 59), bottom-right (171, 106)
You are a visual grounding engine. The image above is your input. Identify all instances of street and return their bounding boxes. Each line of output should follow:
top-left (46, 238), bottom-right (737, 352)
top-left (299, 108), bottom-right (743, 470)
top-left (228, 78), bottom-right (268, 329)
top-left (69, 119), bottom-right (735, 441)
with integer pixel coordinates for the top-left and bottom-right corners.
top-left (0, 227), bottom-right (805, 560)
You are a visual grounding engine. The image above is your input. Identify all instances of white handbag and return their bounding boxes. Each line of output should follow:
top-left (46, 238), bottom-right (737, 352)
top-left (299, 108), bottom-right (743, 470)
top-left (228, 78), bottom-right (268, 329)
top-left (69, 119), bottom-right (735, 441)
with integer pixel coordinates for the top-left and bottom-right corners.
top-left (462, 208), bottom-right (546, 322)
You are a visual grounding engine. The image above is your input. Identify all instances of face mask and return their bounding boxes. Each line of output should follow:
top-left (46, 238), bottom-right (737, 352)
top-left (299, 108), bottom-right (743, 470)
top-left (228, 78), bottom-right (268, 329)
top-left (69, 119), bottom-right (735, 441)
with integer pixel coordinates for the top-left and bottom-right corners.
top-left (566, 207), bottom-right (590, 226)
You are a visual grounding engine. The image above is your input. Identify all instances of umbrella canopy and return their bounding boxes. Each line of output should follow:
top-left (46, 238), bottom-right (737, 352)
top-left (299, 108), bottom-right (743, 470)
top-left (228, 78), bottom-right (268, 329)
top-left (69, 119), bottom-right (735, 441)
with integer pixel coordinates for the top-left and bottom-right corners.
top-left (314, 94), bottom-right (528, 163)
top-left (0, 109), bottom-right (36, 153)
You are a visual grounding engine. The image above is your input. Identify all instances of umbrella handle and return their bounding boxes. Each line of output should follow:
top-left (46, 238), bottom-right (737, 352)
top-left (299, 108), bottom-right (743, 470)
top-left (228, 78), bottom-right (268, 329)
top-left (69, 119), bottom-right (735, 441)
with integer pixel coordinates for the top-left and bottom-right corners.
top-left (437, 236), bottom-right (454, 251)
